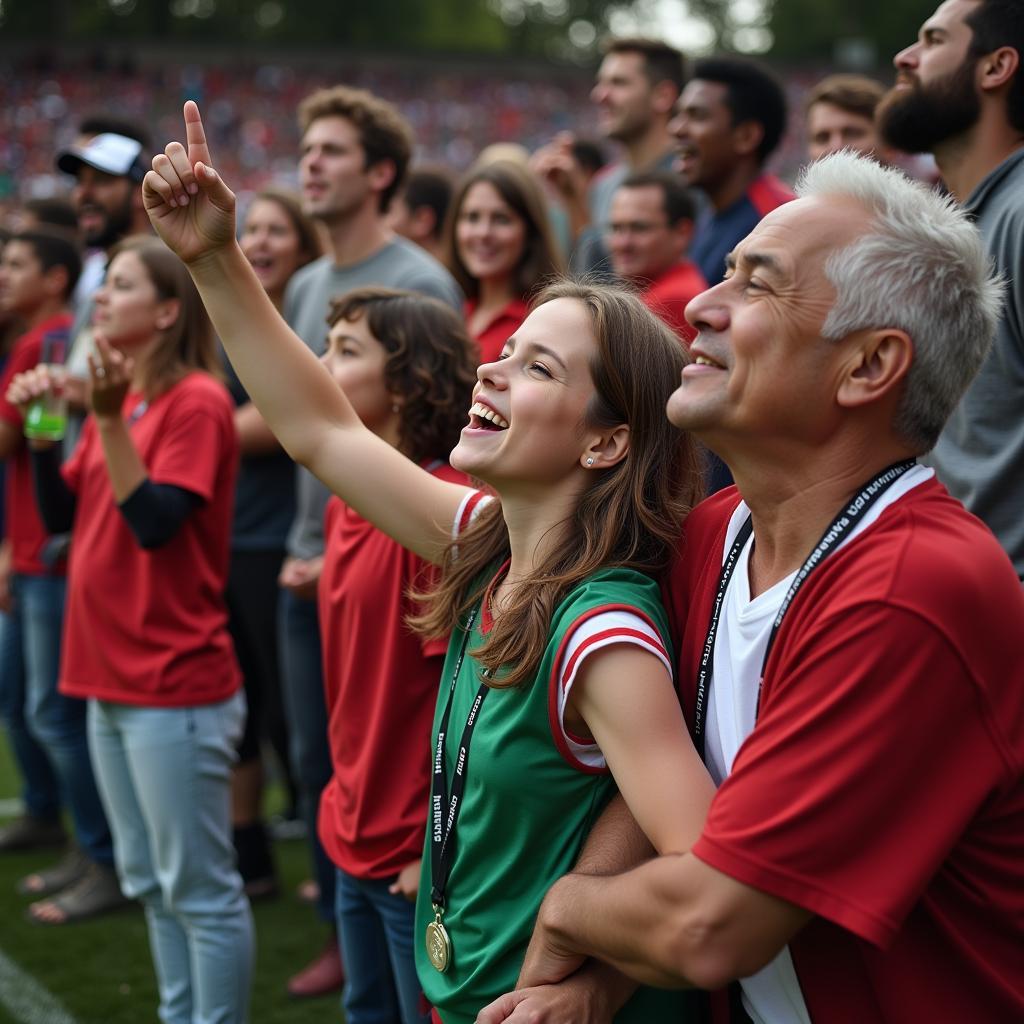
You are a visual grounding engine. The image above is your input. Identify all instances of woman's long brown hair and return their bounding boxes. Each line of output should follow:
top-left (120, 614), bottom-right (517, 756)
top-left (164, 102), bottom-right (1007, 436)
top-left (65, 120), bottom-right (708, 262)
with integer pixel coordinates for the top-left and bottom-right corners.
top-left (410, 279), bottom-right (704, 689)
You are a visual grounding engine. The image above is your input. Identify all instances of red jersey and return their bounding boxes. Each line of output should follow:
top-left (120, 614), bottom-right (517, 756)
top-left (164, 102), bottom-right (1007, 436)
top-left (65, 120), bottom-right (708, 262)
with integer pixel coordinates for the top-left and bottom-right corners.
top-left (0, 313), bottom-right (73, 575)
top-left (666, 480), bottom-right (1024, 1023)
top-left (465, 296), bottom-right (529, 365)
top-left (317, 461), bottom-right (469, 879)
top-left (60, 373), bottom-right (240, 707)
top-left (639, 261), bottom-right (707, 343)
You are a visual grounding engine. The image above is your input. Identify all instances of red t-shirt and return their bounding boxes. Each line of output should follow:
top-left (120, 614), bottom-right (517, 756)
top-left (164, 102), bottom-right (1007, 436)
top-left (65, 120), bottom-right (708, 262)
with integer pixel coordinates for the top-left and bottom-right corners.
top-left (317, 460), bottom-right (469, 879)
top-left (666, 480), bottom-right (1024, 1023)
top-left (60, 372), bottom-right (241, 707)
top-left (639, 261), bottom-right (707, 343)
top-left (0, 312), bottom-right (73, 575)
top-left (465, 296), bottom-right (529, 365)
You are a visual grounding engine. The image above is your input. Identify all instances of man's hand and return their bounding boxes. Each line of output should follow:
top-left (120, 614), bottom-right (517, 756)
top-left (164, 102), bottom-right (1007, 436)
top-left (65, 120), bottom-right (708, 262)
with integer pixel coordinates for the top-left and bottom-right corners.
top-left (530, 133), bottom-right (588, 206)
top-left (0, 540), bottom-right (13, 615)
top-left (477, 960), bottom-right (628, 1024)
top-left (278, 555), bottom-right (323, 600)
top-left (143, 100), bottom-right (237, 266)
top-left (516, 876), bottom-right (586, 990)
top-left (387, 859), bottom-right (421, 902)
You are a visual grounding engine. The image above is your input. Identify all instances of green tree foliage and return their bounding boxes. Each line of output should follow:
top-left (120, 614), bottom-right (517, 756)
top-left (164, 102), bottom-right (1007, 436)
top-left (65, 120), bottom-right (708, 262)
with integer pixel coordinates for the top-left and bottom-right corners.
top-left (688, 0), bottom-right (928, 65)
top-left (0, 0), bottom-right (626, 56)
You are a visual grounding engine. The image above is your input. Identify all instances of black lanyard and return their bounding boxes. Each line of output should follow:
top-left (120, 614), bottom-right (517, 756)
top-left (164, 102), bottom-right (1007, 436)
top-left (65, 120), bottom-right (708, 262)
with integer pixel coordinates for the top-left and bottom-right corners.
top-left (430, 606), bottom-right (490, 911)
top-left (692, 459), bottom-right (917, 761)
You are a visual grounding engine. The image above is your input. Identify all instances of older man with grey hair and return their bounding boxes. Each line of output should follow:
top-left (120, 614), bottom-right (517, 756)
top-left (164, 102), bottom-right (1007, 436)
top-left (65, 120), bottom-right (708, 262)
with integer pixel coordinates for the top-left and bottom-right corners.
top-left (479, 152), bottom-right (1024, 1024)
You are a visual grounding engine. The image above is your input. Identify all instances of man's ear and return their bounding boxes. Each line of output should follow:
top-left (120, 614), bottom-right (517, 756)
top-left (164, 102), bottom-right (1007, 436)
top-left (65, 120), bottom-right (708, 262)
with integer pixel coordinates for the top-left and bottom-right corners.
top-left (978, 44), bottom-right (1020, 94)
top-left (42, 264), bottom-right (70, 304)
top-left (367, 159), bottom-right (398, 198)
top-left (652, 80), bottom-right (681, 117)
top-left (731, 120), bottom-right (765, 159)
top-left (580, 423), bottom-right (630, 470)
top-left (837, 328), bottom-right (913, 410)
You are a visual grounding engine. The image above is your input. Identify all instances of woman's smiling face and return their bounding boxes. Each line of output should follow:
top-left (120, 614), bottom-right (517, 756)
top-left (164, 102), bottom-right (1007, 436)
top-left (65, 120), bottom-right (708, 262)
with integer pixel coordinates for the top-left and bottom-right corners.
top-left (452, 297), bottom-right (601, 490)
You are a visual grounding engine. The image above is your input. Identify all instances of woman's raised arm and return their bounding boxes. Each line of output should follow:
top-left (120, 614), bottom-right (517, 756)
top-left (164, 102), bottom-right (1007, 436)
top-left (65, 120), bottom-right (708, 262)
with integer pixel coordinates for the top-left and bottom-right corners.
top-left (143, 102), bottom-right (472, 563)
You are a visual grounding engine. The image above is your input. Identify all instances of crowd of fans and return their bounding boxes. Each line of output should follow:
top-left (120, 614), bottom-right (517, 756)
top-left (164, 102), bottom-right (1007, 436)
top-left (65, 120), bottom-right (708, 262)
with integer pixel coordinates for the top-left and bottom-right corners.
top-left (0, 3), bottom-right (1021, 1023)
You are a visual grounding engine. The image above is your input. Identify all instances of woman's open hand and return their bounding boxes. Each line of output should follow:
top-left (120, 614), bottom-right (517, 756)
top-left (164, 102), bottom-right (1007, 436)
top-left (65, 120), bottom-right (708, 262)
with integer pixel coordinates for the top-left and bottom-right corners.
top-left (143, 100), bottom-right (237, 265)
top-left (88, 334), bottom-right (133, 420)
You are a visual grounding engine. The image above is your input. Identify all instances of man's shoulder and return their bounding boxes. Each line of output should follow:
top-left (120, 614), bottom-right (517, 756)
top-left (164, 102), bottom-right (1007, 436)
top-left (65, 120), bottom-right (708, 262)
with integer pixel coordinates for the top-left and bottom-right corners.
top-left (818, 479), bottom-right (1022, 625)
top-left (370, 237), bottom-right (463, 307)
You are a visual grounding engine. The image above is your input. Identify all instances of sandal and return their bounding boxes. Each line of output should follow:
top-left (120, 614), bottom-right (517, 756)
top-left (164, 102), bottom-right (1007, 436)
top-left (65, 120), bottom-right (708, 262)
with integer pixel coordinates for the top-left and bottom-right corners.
top-left (27, 862), bottom-right (132, 925)
top-left (17, 848), bottom-right (90, 897)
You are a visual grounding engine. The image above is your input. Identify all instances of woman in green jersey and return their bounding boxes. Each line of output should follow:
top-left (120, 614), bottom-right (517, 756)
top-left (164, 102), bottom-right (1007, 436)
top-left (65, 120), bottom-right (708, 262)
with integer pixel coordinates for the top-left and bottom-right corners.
top-left (143, 103), bottom-right (716, 1024)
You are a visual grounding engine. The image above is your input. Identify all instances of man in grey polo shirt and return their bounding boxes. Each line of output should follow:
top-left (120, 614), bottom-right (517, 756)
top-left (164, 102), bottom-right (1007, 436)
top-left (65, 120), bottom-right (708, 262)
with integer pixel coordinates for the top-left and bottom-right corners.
top-left (278, 83), bottom-right (461, 999)
top-left (880, 0), bottom-right (1024, 578)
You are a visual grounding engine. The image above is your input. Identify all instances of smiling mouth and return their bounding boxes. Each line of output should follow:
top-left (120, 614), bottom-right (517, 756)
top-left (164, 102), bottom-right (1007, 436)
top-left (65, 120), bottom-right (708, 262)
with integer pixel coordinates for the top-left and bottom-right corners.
top-left (693, 355), bottom-right (725, 369)
top-left (469, 401), bottom-right (509, 431)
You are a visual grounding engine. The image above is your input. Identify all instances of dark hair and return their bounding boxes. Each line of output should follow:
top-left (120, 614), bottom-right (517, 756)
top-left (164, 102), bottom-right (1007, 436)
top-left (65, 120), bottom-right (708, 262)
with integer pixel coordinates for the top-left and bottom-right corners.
top-left (804, 74), bottom-right (885, 119)
top-left (327, 287), bottom-right (478, 464)
top-left (107, 236), bottom-right (219, 399)
top-left (692, 57), bottom-right (788, 163)
top-left (23, 198), bottom-right (79, 232)
top-left (298, 86), bottom-right (414, 213)
top-left (571, 138), bottom-right (609, 178)
top-left (966, 0), bottom-right (1024, 132)
top-left (411, 279), bottom-right (704, 690)
top-left (443, 160), bottom-right (564, 301)
top-left (401, 166), bottom-right (455, 243)
top-left (604, 37), bottom-right (688, 93)
top-left (76, 115), bottom-right (151, 151)
top-left (249, 188), bottom-right (323, 267)
top-left (11, 227), bottom-right (82, 300)
top-left (619, 170), bottom-right (697, 226)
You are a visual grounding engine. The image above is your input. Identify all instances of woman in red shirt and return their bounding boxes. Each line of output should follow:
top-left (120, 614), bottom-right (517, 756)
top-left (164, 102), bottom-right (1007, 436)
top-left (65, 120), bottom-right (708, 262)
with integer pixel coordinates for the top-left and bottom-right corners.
top-left (9, 236), bottom-right (251, 1024)
top-left (443, 160), bottom-right (563, 363)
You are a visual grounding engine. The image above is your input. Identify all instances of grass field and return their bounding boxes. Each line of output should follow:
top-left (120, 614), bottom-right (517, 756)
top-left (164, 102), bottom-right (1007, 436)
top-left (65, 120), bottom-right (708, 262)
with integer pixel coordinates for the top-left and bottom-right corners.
top-left (0, 733), bottom-right (345, 1023)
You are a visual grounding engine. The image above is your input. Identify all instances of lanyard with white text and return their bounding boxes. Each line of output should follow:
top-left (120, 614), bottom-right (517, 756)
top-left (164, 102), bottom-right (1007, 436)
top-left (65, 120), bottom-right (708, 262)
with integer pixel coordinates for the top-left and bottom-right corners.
top-left (692, 459), bottom-right (917, 762)
top-left (429, 606), bottom-right (489, 913)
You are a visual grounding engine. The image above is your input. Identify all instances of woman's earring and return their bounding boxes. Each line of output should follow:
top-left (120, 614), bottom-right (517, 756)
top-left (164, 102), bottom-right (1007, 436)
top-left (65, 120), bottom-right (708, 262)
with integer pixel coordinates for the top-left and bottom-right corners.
top-left (585, 457), bottom-right (595, 466)
top-left (392, 403), bottom-right (401, 414)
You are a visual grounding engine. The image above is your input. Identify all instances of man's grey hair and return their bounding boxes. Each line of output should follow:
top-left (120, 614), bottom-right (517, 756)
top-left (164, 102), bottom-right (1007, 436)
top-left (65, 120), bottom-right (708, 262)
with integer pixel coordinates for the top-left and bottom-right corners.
top-left (797, 152), bottom-right (1003, 452)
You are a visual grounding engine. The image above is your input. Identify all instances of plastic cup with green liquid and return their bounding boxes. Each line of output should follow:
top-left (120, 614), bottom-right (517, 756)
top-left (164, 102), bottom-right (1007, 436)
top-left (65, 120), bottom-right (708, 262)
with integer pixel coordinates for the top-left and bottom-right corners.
top-left (24, 328), bottom-right (69, 442)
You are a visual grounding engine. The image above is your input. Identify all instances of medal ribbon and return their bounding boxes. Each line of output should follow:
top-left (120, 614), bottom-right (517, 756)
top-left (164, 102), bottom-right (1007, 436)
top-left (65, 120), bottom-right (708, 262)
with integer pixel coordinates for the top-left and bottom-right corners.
top-left (430, 606), bottom-right (490, 911)
top-left (692, 458), bottom-right (917, 761)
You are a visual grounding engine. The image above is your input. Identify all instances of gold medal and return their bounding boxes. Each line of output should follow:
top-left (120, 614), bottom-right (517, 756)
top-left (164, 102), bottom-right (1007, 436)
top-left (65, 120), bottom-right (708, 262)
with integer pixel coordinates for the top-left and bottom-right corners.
top-left (426, 908), bottom-right (452, 972)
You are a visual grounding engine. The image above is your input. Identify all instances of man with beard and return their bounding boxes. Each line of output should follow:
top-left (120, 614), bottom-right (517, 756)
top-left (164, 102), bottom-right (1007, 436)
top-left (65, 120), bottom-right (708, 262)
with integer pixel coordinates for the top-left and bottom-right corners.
top-left (532, 38), bottom-right (685, 275)
top-left (878, 0), bottom-right (1024, 581)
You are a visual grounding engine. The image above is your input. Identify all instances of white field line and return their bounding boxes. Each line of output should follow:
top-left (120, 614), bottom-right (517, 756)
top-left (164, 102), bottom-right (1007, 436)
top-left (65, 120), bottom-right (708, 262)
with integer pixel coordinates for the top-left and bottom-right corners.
top-left (0, 800), bottom-right (24, 818)
top-left (0, 948), bottom-right (79, 1024)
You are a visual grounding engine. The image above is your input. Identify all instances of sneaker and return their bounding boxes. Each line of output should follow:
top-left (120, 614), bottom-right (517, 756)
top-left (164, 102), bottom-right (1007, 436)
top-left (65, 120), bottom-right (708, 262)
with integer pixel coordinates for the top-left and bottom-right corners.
top-left (0, 815), bottom-right (66, 853)
top-left (287, 936), bottom-right (345, 999)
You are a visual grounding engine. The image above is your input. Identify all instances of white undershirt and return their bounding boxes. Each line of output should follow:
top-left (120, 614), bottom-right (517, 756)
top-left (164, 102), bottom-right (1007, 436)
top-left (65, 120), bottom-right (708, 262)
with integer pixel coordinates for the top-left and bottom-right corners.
top-left (705, 465), bottom-right (932, 1024)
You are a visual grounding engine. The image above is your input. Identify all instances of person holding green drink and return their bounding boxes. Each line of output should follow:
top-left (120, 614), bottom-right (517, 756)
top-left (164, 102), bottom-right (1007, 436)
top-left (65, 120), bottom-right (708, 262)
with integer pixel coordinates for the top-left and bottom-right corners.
top-left (0, 227), bottom-right (123, 922)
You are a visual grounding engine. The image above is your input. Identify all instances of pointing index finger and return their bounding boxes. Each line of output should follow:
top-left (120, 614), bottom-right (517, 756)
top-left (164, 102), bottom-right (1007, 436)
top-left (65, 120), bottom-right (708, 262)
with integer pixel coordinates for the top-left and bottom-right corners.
top-left (183, 100), bottom-right (212, 170)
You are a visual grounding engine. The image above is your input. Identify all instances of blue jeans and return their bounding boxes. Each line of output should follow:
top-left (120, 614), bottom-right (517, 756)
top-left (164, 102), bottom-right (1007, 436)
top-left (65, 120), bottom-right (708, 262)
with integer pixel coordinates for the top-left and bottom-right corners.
top-left (336, 868), bottom-right (429, 1024)
top-left (88, 693), bottom-right (254, 1024)
top-left (2, 573), bottom-right (113, 865)
top-left (278, 588), bottom-right (334, 922)
top-left (0, 603), bottom-right (60, 821)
